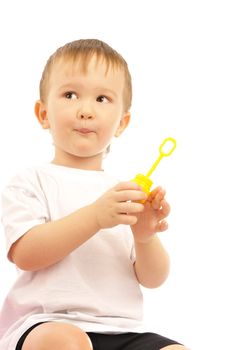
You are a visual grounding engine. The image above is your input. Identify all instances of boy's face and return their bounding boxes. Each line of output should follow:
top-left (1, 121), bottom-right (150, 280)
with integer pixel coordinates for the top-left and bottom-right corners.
top-left (35, 55), bottom-right (130, 169)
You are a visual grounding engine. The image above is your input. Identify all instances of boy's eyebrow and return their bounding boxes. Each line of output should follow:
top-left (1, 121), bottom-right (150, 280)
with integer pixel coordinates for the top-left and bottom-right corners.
top-left (57, 83), bottom-right (82, 91)
top-left (92, 87), bottom-right (118, 97)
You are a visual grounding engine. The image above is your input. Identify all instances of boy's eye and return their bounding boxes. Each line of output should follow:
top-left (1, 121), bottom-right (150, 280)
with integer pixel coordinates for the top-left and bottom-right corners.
top-left (65, 92), bottom-right (77, 99)
top-left (96, 95), bottom-right (109, 103)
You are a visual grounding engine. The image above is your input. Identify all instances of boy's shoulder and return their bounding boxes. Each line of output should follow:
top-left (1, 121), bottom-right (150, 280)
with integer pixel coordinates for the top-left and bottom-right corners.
top-left (2, 164), bottom-right (51, 194)
top-left (6, 164), bottom-right (43, 183)
top-left (5, 163), bottom-right (121, 187)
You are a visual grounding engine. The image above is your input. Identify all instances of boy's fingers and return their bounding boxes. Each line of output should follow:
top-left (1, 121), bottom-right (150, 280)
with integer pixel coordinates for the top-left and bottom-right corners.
top-left (160, 200), bottom-right (170, 215)
top-left (118, 202), bottom-right (144, 214)
top-left (119, 214), bottom-right (138, 226)
top-left (155, 200), bottom-right (171, 219)
top-left (148, 187), bottom-right (165, 202)
top-left (115, 181), bottom-right (142, 191)
top-left (116, 190), bottom-right (147, 202)
top-left (151, 190), bottom-right (167, 209)
top-left (155, 220), bottom-right (168, 232)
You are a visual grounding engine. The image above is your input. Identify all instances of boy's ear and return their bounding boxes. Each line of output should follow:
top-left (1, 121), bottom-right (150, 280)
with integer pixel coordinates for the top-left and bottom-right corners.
top-left (115, 112), bottom-right (131, 137)
top-left (34, 100), bottom-right (50, 129)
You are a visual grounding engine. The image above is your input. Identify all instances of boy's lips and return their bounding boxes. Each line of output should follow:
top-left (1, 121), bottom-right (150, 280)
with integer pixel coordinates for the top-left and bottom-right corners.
top-left (75, 128), bottom-right (95, 134)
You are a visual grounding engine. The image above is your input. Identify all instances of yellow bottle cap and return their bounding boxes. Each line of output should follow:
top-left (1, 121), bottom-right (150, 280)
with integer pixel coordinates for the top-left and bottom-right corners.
top-left (132, 174), bottom-right (153, 195)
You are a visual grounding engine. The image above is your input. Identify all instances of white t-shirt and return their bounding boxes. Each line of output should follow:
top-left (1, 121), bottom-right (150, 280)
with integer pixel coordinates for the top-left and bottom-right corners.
top-left (0, 164), bottom-right (144, 349)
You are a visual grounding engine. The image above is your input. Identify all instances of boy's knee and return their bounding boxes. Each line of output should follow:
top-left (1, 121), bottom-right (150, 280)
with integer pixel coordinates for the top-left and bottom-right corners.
top-left (22, 322), bottom-right (93, 350)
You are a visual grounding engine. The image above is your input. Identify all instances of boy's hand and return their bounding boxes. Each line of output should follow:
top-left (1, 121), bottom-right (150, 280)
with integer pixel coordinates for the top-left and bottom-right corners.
top-left (131, 186), bottom-right (170, 243)
top-left (92, 182), bottom-right (147, 229)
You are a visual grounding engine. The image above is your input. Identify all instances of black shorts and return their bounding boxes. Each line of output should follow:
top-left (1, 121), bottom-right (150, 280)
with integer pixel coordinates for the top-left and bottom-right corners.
top-left (16, 322), bottom-right (182, 350)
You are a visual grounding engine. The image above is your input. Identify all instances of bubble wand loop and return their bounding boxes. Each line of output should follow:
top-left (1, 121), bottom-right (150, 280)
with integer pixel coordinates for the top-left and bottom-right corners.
top-left (146, 138), bottom-right (177, 178)
top-left (132, 137), bottom-right (177, 196)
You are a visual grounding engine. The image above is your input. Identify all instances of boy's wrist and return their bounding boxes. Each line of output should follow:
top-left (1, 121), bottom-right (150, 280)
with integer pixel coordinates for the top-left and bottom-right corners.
top-left (133, 234), bottom-right (157, 246)
top-left (88, 203), bottom-right (102, 232)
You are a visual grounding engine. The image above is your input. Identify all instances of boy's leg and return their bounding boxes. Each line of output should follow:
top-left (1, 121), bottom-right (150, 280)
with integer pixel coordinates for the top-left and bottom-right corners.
top-left (161, 346), bottom-right (191, 350)
top-left (21, 322), bottom-right (93, 350)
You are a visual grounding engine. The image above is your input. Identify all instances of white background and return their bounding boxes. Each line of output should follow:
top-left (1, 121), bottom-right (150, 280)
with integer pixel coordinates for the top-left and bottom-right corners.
top-left (0, 1), bottom-right (232, 349)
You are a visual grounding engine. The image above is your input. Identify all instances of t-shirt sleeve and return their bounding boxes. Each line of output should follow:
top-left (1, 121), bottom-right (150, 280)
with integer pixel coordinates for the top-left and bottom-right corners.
top-left (1, 168), bottom-right (49, 259)
top-left (130, 243), bottom-right (136, 263)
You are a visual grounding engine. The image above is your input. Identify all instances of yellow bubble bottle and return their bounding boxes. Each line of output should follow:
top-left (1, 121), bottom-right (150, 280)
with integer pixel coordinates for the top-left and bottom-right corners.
top-left (132, 137), bottom-right (177, 196)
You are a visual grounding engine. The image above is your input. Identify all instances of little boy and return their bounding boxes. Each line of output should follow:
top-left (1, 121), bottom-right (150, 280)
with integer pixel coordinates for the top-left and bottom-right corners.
top-left (0, 39), bottom-right (189, 350)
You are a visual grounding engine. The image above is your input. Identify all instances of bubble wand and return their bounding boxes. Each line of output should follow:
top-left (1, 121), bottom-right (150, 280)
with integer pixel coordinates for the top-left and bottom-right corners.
top-left (132, 137), bottom-right (177, 196)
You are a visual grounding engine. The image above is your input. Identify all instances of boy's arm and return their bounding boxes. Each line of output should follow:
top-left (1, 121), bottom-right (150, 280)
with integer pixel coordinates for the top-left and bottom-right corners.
top-left (9, 204), bottom-right (99, 271)
top-left (133, 236), bottom-right (170, 288)
top-left (10, 181), bottom-right (147, 271)
top-left (131, 186), bottom-right (171, 288)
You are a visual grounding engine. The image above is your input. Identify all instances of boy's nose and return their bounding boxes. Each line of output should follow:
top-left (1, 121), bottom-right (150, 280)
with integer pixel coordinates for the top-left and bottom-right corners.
top-left (76, 106), bottom-right (95, 120)
top-left (79, 113), bottom-right (93, 120)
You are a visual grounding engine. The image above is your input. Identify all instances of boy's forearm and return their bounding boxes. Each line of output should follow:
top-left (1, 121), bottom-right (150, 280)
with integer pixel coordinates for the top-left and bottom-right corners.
top-left (134, 235), bottom-right (170, 288)
top-left (10, 204), bottom-right (100, 271)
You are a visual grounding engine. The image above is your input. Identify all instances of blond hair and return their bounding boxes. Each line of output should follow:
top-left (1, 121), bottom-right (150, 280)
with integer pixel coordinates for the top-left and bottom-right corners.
top-left (39, 39), bottom-right (132, 112)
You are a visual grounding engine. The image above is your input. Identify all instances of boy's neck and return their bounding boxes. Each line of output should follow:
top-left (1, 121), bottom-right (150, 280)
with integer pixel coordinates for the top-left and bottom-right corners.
top-left (51, 152), bottom-right (104, 171)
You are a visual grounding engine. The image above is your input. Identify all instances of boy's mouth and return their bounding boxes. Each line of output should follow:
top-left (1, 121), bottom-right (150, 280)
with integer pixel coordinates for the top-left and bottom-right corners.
top-left (75, 128), bottom-right (94, 135)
